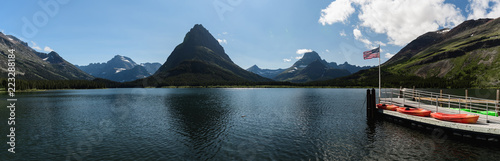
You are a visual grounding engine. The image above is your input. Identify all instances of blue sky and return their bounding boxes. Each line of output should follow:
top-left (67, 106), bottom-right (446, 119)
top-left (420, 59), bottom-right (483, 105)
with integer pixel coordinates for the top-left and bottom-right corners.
top-left (1, 0), bottom-right (499, 69)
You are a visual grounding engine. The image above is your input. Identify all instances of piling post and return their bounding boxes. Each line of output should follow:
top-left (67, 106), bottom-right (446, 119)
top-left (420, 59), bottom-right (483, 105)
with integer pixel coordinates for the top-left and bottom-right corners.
top-left (367, 89), bottom-right (377, 119)
top-left (367, 89), bottom-right (371, 119)
top-left (371, 88), bottom-right (376, 119)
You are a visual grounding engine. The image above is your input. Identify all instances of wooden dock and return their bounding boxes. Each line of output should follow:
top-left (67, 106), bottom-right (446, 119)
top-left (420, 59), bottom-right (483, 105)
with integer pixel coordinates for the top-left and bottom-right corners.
top-left (378, 97), bottom-right (500, 141)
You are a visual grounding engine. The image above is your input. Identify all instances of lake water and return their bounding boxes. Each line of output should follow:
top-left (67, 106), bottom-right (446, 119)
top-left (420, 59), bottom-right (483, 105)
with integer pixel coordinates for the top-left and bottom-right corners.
top-left (1, 88), bottom-right (500, 160)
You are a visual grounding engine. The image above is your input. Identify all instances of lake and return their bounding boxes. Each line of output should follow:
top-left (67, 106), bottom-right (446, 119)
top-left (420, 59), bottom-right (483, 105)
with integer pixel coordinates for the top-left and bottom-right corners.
top-left (1, 88), bottom-right (499, 160)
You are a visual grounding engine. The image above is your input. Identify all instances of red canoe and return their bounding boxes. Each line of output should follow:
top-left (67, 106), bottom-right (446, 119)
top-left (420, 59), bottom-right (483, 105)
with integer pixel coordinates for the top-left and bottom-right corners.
top-left (397, 107), bottom-right (431, 117)
top-left (430, 112), bottom-right (479, 124)
top-left (386, 105), bottom-right (399, 111)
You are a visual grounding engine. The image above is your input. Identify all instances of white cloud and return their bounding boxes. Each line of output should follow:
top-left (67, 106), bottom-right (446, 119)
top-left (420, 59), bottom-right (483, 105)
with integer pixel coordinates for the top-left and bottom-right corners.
top-left (385, 53), bottom-right (395, 59)
top-left (222, 32), bottom-right (228, 35)
top-left (319, 0), bottom-right (356, 25)
top-left (31, 41), bottom-right (42, 50)
top-left (339, 30), bottom-right (347, 36)
top-left (326, 49), bottom-right (330, 52)
top-left (353, 28), bottom-right (373, 47)
top-left (283, 58), bottom-right (292, 62)
top-left (467, 0), bottom-right (500, 20)
top-left (296, 49), bottom-right (313, 54)
top-left (321, 0), bottom-right (465, 46)
top-left (352, 28), bottom-right (362, 39)
top-left (217, 39), bottom-right (227, 44)
top-left (357, 0), bottom-right (464, 46)
top-left (295, 56), bottom-right (303, 59)
top-left (44, 46), bottom-right (54, 52)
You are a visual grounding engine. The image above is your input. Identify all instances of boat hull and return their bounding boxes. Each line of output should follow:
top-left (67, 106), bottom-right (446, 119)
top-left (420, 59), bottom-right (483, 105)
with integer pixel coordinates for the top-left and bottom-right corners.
top-left (430, 113), bottom-right (479, 124)
top-left (396, 107), bottom-right (431, 117)
top-left (386, 105), bottom-right (399, 111)
top-left (376, 104), bottom-right (398, 111)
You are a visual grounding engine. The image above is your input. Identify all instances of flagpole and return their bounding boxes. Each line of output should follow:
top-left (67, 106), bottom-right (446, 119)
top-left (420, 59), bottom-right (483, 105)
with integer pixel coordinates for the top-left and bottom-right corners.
top-left (378, 45), bottom-right (381, 104)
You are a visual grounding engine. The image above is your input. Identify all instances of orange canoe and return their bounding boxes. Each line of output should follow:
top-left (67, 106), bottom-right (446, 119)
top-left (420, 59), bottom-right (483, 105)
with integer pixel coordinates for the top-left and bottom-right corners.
top-left (386, 105), bottom-right (399, 111)
top-left (397, 107), bottom-right (431, 117)
top-left (430, 112), bottom-right (479, 124)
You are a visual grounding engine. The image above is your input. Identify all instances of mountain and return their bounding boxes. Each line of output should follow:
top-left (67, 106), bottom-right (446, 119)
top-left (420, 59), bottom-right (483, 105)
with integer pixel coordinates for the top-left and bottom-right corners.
top-left (317, 18), bottom-right (500, 88)
top-left (283, 59), bottom-right (351, 82)
top-left (328, 61), bottom-right (373, 74)
top-left (140, 62), bottom-right (162, 74)
top-left (77, 55), bottom-right (157, 82)
top-left (0, 32), bottom-right (93, 80)
top-left (106, 55), bottom-right (137, 70)
top-left (145, 24), bottom-right (270, 86)
top-left (292, 51), bottom-right (329, 67)
top-left (273, 51), bottom-right (352, 83)
top-left (246, 65), bottom-right (285, 79)
top-left (247, 52), bottom-right (372, 82)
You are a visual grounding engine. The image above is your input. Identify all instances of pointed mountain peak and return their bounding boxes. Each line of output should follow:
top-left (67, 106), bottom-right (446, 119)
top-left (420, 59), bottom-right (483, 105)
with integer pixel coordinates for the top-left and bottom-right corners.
top-left (181, 24), bottom-right (230, 61)
top-left (192, 24), bottom-right (206, 30)
top-left (249, 64), bottom-right (260, 69)
top-left (293, 51), bottom-right (325, 68)
top-left (247, 65), bottom-right (261, 72)
top-left (302, 51), bottom-right (320, 59)
top-left (109, 55), bottom-right (135, 63)
top-left (155, 24), bottom-right (235, 73)
top-left (48, 51), bottom-right (59, 55)
top-left (46, 51), bottom-right (65, 64)
top-left (106, 55), bottom-right (137, 69)
top-left (183, 24), bottom-right (216, 45)
top-left (152, 24), bottom-right (269, 83)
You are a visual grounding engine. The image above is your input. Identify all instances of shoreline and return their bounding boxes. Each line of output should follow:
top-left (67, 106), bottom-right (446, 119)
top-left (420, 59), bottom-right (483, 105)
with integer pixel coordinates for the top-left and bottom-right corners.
top-left (1, 86), bottom-right (377, 93)
top-left (2, 86), bottom-right (499, 93)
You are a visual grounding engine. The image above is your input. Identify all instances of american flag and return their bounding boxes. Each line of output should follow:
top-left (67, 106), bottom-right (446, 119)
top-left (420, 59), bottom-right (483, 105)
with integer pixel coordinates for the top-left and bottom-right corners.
top-left (363, 47), bottom-right (380, 60)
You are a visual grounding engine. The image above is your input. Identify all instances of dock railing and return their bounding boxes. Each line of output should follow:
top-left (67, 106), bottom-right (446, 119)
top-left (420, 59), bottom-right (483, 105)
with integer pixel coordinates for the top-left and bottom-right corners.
top-left (380, 88), bottom-right (500, 123)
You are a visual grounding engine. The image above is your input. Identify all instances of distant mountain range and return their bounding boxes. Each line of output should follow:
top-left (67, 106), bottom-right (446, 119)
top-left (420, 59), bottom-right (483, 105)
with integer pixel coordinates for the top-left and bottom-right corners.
top-left (76, 55), bottom-right (161, 82)
top-left (247, 51), bottom-right (372, 82)
top-left (318, 18), bottom-right (500, 88)
top-left (246, 65), bottom-right (285, 79)
top-left (138, 24), bottom-right (270, 86)
top-left (3, 17), bottom-right (499, 88)
top-left (0, 32), bottom-right (93, 80)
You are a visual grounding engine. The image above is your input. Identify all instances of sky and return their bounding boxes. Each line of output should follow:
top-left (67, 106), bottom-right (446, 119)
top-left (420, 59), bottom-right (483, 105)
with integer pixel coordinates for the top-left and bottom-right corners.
top-left (1, 0), bottom-right (499, 69)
